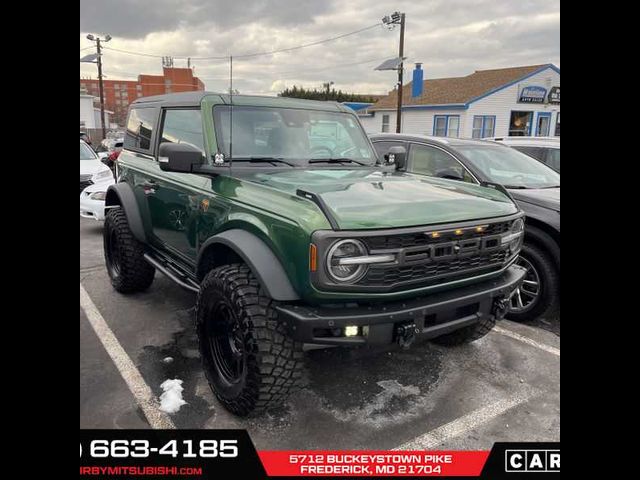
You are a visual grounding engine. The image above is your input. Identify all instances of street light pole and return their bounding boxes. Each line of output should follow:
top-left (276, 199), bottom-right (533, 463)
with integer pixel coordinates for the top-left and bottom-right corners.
top-left (396, 13), bottom-right (405, 133)
top-left (95, 38), bottom-right (107, 139)
top-left (85, 34), bottom-right (111, 140)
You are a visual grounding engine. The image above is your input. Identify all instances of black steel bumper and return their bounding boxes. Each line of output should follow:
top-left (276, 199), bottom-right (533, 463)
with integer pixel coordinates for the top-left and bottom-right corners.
top-left (276, 264), bottom-right (526, 346)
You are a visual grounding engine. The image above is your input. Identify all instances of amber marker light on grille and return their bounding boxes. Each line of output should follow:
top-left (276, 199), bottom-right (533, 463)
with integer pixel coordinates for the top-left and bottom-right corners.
top-left (454, 229), bottom-right (464, 235)
top-left (475, 225), bottom-right (487, 233)
top-left (309, 244), bottom-right (318, 272)
top-left (430, 231), bottom-right (441, 239)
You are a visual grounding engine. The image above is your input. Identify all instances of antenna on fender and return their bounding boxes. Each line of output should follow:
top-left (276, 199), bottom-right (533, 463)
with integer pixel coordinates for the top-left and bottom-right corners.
top-left (229, 55), bottom-right (233, 169)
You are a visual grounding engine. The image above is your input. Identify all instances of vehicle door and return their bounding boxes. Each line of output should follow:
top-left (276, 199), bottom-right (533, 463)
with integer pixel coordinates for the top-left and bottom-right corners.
top-left (406, 143), bottom-right (477, 183)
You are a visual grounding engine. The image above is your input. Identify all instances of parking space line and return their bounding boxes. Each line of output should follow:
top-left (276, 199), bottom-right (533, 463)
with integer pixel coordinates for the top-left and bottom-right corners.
top-left (80, 283), bottom-right (176, 429)
top-left (393, 390), bottom-right (535, 450)
top-left (493, 325), bottom-right (560, 357)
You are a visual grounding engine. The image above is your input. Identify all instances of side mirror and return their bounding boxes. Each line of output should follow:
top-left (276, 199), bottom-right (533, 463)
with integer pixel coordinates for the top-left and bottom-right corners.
top-left (436, 168), bottom-right (465, 181)
top-left (384, 146), bottom-right (407, 170)
top-left (97, 152), bottom-right (109, 159)
top-left (158, 143), bottom-right (204, 173)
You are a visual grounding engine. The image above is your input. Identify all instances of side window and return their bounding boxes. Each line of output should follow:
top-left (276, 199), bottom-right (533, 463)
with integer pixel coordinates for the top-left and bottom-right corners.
top-left (409, 144), bottom-right (474, 182)
top-left (125, 107), bottom-right (157, 152)
top-left (372, 141), bottom-right (402, 160)
top-left (159, 109), bottom-right (205, 155)
top-left (513, 146), bottom-right (545, 161)
top-left (381, 114), bottom-right (390, 133)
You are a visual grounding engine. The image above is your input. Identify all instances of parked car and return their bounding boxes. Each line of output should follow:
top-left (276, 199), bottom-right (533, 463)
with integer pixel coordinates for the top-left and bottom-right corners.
top-left (104, 92), bottom-right (526, 416)
top-left (80, 139), bottom-right (115, 220)
top-left (488, 136), bottom-right (560, 172)
top-left (370, 134), bottom-right (559, 322)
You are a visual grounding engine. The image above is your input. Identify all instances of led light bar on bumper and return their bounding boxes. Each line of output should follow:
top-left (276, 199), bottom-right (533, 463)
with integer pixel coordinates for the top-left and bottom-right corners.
top-left (310, 213), bottom-right (524, 293)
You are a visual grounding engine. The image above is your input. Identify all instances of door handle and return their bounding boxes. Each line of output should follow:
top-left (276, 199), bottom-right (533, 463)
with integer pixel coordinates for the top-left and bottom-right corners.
top-left (142, 180), bottom-right (159, 194)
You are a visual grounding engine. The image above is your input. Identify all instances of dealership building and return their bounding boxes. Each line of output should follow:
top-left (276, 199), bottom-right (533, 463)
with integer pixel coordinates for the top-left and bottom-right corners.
top-left (359, 63), bottom-right (560, 139)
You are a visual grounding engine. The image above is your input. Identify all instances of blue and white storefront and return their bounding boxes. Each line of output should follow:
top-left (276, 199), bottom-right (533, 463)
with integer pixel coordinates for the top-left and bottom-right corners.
top-left (359, 64), bottom-right (560, 138)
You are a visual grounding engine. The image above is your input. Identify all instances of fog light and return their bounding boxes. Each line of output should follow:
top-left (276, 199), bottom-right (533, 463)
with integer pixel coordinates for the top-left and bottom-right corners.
top-left (344, 325), bottom-right (359, 337)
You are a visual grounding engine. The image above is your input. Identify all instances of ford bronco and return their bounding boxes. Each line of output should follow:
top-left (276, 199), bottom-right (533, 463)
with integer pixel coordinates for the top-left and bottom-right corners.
top-left (104, 92), bottom-right (526, 416)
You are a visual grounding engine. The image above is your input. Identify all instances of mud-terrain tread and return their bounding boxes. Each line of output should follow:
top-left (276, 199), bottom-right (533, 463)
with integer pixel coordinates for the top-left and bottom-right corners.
top-left (104, 208), bottom-right (155, 293)
top-left (196, 264), bottom-right (305, 416)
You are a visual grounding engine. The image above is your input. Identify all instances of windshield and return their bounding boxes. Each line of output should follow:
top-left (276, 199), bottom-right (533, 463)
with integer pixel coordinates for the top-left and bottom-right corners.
top-left (80, 142), bottom-right (97, 160)
top-left (213, 106), bottom-right (376, 165)
top-left (457, 145), bottom-right (560, 188)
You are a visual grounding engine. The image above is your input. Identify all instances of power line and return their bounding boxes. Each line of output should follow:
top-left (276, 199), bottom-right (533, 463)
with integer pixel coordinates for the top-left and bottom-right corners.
top-left (100, 22), bottom-right (383, 61)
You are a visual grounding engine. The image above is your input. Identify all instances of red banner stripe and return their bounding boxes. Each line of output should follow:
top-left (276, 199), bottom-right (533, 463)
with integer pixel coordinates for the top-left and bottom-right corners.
top-left (258, 450), bottom-right (490, 477)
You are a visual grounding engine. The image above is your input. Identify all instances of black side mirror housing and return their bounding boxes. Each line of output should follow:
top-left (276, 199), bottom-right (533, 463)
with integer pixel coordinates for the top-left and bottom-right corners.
top-left (158, 143), bottom-right (204, 173)
top-left (436, 168), bottom-right (465, 181)
top-left (384, 146), bottom-right (407, 170)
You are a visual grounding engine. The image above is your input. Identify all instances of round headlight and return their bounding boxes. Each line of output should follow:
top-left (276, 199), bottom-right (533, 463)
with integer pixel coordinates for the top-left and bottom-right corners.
top-left (326, 239), bottom-right (367, 283)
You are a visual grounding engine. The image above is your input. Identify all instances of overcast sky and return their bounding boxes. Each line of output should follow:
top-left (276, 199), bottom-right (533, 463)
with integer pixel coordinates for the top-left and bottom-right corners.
top-left (79, 0), bottom-right (559, 96)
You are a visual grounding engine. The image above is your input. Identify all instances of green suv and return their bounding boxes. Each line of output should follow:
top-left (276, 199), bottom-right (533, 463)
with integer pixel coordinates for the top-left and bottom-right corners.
top-left (104, 92), bottom-right (526, 416)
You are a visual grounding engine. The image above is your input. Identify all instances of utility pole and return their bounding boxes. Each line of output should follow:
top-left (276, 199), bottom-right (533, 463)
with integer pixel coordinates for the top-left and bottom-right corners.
top-left (85, 34), bottom-right (111, 139)
top-left (396, 13), bottom-right (405, 133)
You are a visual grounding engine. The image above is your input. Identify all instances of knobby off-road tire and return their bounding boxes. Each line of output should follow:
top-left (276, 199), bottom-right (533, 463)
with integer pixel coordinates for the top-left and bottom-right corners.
top-left (506, 241), bottom-right (559, 322)
top-left (103, 208), bottom-right (155, 293)
top-left (196, 264), bottom-right (305, 416)
top-left (430, 316), bottom-right (496, 346)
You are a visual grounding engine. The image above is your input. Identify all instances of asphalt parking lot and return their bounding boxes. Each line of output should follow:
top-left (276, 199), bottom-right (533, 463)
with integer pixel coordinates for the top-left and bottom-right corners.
top-left (80, 217), bottom-right (559, 449)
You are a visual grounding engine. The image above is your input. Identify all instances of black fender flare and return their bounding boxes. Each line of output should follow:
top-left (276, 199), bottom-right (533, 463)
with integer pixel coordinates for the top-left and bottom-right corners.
top-left (197, 230), bottom-right (300, 301)
top-left (105, 183), bottom-right (147, 243)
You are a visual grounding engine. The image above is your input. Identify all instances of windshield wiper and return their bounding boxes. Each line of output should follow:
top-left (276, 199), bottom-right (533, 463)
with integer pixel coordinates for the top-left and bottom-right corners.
top-left (540, 185), bottom-right (560, 189)
top-left (502, 185), bottom-right (529, 189)
top-left (308, 158), bottom-right (367, 165)
top-left (233, 156), bottom-right (296, 167)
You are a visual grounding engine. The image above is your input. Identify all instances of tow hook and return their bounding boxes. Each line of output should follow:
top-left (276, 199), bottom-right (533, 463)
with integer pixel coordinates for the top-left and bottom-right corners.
top-left (396, 322), bottom-right (420, 349)
top-left (492, 295), bottom-right (510, 319)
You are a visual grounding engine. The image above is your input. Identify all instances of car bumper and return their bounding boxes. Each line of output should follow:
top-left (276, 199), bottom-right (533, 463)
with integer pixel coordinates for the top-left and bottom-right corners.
top-left (80, 192), bottom-right (106, 221)
top-left (276, 264), bottom-right (526, 346)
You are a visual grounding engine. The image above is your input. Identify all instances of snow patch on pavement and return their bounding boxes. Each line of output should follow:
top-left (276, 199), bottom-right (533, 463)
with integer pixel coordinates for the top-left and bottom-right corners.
top-left (159, 379), bottom-right (187, 414)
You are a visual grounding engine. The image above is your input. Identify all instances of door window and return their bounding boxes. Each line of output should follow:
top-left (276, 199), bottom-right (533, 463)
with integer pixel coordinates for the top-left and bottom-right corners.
top-left (408, 144), bottom-right (474, 182)
top-left (160, 109), bottom-right (205, 155)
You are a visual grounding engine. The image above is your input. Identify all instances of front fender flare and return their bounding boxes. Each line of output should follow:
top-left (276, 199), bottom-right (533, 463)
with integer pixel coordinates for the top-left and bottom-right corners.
top-left (198, 230), bottom-right (300, 301)
top-left (105, 183), bottom-right (147, 243)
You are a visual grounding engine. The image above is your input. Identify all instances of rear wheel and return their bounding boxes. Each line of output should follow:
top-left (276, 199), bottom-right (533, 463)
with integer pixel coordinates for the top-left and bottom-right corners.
top-left (103, 208), bottom-right (155, 293)
top-left (196, 264), bottom-right (305, 416)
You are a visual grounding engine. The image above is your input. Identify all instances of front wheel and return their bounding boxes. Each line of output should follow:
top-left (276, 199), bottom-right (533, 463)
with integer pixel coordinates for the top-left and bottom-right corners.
top-left (506, 242), bottom-right (559, 322)
top-left (196, 264), bottom-right (305, 416)
top-left (103, 208), bottom-right (155, 293)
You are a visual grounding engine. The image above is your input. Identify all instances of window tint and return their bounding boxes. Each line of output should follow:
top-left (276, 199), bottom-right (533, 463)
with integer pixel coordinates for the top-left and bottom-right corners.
top-left (372, 141), bottom-right (403, 161)
top-left (160, 109), bottom-right (205, 154)
top-left (545, 148), bottom-right (560, 172)
top-left (124, 107), bottom-right (157, 151)
top-left (513, 146), bottom-right (545, 161)
top-left (409, 144), bottom-right (473, 182)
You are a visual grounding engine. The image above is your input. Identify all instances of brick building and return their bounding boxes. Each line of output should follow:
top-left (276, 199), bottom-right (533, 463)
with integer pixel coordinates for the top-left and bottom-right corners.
top-left (80, 67), bottom-right (205, 126)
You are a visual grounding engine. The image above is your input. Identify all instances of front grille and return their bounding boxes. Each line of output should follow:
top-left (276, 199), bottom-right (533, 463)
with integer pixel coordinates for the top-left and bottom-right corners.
top-left (364, 221), bottom-right (510, 250)
top-left (80, 174), bottom-right (93, 193)
top-left (362, 250), bottom-right (508, 289)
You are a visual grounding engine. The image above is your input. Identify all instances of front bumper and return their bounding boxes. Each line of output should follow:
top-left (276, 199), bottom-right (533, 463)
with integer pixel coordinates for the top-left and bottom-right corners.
top-left (276, 264), bottom-right (526, 346)
top-left (80, 191), bottom-right (106, 221)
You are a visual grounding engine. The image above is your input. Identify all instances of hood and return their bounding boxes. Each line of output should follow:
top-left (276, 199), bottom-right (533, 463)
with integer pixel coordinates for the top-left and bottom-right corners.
top-left (239, 168), bottom-right (518, 229)
top-left (80, 159), bottom-right (110, 176)
top-left (509, 187), bottom-right (560, 212)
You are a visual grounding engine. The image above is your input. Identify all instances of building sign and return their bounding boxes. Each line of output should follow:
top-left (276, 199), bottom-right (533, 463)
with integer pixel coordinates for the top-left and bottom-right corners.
top-left (548, 86), bottom-right (560, 104)
top-left (518, 85), bottom-right (547, 103)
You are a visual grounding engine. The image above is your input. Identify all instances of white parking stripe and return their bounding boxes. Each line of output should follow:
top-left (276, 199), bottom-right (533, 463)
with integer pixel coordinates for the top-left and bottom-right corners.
top-left (394, 390), bottom-right (534, 450)
top-left (493, 325), bottom-right (560, 357)
top-left (80, 284), bottom-right (176, 429)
